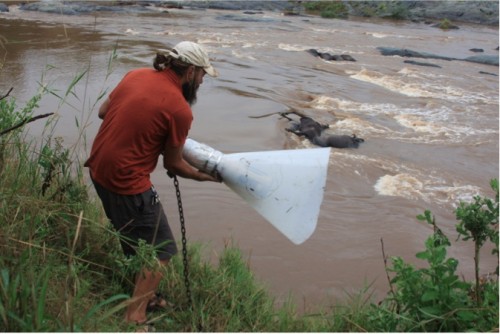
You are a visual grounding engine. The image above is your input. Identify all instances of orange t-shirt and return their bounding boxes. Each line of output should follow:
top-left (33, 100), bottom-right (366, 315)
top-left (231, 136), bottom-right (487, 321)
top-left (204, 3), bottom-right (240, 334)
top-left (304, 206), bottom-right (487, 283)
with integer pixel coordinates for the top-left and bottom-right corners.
top-left (85, 68), bottom-right (193, 195)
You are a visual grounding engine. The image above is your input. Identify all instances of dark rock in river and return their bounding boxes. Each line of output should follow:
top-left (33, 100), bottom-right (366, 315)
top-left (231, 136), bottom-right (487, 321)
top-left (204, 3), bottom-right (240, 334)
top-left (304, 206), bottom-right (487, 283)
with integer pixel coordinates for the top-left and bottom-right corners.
top-left (307, 49), bottom-right (356, 62)
top-left (377, 47), bottom-right (456, 61)
top-left (464, 55), bottom-right (499, 66)
top-left (340, 54), bottom-right (356, 62)
top-left (378, 47), bottom-right (498, 67)
top-left (306, 49), bottom-right (321, 58)
top-left (479, 71), bottom-right (498, 77)
top-left (0, 3), bottom-right (8, 12)
top-left (403, 60), bottom-right (442, 68)
top-left (215, 13), bottom-right (284, 23)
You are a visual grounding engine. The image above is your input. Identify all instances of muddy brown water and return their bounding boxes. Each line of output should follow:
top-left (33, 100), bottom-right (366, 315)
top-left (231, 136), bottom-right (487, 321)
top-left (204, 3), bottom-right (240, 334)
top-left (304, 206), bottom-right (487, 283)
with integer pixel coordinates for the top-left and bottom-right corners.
top-left (1, 5), bottom-right (498, 311)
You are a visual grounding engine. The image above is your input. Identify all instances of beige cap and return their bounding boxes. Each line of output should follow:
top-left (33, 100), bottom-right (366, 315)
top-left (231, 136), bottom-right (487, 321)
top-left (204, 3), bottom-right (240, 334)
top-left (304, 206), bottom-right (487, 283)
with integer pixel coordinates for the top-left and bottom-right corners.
top-left (168, 41), bottom-right (218, 77)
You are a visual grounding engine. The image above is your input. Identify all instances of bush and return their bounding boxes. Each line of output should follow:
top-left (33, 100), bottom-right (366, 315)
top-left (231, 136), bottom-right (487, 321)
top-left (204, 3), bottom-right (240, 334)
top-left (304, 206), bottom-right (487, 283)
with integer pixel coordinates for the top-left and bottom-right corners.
top-left (380, 180), bottom-right (499, 332)
top-left (303, 1), bottom-right (349, 19)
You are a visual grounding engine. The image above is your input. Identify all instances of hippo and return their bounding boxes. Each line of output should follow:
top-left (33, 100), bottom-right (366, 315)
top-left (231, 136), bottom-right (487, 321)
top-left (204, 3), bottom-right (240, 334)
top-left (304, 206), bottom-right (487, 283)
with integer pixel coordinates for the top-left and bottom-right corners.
top-left (286, 116), bottom-right (364, 149)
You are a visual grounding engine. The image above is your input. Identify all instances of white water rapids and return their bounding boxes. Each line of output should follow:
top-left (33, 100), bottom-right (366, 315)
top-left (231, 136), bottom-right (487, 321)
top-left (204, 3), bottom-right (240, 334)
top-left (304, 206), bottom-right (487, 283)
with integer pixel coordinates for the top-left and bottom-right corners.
top-left (1, 4), bottom-right (498, 311)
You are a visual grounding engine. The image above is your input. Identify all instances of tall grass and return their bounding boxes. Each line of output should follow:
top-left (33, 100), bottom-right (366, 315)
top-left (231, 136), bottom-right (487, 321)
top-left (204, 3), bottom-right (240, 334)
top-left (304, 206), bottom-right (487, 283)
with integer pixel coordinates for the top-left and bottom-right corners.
top-left (301, 1), bottom-right (411, 20)
top-left (0, 59), bottom-right (498, 331)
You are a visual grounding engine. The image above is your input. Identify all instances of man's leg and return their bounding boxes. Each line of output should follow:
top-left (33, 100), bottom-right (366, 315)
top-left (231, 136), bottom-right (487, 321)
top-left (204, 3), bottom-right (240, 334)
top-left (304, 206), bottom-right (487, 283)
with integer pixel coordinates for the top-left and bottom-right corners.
top-left (125, 258), bottom-right (169, 324)
top-left (91, 180), bottom-right (178, 325)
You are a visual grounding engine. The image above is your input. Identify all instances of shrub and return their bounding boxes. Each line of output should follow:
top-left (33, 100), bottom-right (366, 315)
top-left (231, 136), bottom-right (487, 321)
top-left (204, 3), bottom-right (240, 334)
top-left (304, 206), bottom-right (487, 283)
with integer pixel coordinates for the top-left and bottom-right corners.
top-left (303, 1), bottom-right (349, 19)
top-left (381, 180), bottom-right (499, 332)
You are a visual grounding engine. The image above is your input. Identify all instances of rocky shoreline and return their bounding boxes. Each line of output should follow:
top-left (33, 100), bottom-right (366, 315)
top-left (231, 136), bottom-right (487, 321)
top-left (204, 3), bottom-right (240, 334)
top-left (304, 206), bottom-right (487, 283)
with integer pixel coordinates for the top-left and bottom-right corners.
top-left (0, 1), bottom-right (498, 26)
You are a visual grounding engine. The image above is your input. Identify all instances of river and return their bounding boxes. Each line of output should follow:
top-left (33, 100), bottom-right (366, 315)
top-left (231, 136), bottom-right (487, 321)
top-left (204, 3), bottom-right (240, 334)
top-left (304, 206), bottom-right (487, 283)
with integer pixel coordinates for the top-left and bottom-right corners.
top-left (1, 4), bottom-right (498, 312)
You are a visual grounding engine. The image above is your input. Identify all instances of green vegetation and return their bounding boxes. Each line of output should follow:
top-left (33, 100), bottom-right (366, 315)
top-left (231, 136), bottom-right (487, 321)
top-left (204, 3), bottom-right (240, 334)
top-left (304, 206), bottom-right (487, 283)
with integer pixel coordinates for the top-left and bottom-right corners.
top-left (0, 67), bottom-right (498, 331)
top-left (381, 198), bottom-right (498, 332)
top-left (300, 1), bottom-right (410, 20)
top-left (437, 18), bottom-right (459, 30)
top-left (302, 1), bottom-right (349, 19)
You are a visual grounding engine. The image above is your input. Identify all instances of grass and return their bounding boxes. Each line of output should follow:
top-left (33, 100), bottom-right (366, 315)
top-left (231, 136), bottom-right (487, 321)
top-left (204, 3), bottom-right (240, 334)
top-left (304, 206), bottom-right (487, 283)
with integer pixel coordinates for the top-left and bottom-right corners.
top-left (302, 1), bottom-right (349, 19)
top-left (0, 62), bottom-right (498, 331)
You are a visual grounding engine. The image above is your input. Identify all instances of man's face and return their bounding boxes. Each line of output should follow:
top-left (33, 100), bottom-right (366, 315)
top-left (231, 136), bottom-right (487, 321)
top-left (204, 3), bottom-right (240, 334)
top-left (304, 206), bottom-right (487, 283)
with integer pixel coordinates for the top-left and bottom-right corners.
top-left (182, 67), bottom-right (206, 106)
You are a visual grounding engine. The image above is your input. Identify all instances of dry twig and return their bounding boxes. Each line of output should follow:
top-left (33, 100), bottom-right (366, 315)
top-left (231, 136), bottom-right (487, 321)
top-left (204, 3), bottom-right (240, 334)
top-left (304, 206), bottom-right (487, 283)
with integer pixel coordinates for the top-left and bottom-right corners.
top-left (0, 113), bottom-right (54, 136)
top-left (0, 87), bottom-right (13, 101)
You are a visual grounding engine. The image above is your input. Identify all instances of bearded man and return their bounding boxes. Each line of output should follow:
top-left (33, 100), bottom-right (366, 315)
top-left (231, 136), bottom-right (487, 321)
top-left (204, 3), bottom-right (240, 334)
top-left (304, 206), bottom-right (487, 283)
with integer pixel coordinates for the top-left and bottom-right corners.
top-left (85, 41), bottom-right (221, 330)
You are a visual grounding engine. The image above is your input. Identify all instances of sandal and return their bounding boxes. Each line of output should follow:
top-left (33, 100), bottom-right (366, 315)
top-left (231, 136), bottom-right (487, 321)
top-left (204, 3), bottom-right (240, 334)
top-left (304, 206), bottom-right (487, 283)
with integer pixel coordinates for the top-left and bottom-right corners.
top-left (146, 292), bottom-right (172, 313)
top-left (135, 324), bottom-right (155, 333)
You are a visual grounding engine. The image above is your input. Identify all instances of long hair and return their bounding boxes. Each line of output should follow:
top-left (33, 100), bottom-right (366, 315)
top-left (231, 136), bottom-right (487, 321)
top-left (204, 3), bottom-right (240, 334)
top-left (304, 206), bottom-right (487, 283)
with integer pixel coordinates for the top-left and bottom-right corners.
top-left (153, 49), bottom-right (191, 76)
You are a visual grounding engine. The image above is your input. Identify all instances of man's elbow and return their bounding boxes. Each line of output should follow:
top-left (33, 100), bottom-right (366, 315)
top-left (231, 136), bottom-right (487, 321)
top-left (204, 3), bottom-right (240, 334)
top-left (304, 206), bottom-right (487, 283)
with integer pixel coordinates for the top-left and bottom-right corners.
top-left (163, 160), bottom-right (181, 175)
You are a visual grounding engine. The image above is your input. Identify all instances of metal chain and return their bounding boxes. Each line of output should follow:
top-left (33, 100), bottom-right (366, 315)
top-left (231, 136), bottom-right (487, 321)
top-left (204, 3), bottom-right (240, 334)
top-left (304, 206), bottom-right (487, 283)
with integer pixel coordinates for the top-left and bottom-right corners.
top-left (172, 175), bottom-right (193, 309)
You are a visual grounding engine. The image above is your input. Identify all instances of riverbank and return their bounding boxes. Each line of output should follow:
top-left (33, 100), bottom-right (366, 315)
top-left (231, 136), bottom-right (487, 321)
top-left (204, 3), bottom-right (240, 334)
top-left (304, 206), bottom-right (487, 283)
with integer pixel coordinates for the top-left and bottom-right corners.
top-left (1, 87), bottom-right (498, 331)
top-left (1, 1), bottom-right (498, 26)
top-left (1, 1), bottom-right (498, 331)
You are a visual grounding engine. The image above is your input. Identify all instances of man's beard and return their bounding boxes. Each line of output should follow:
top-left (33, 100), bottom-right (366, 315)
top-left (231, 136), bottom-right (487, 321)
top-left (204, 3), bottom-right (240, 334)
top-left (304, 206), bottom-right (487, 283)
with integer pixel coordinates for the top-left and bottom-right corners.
top-left (182, 80), bottom-right (199, 106)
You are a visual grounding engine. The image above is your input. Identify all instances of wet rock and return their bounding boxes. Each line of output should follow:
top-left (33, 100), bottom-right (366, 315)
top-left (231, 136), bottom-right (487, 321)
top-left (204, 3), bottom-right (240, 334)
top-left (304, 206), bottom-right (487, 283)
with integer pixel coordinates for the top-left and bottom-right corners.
top-left (403, 60), bottom-right (442, 68)
top-left (340, 54), bottom-right (356, 61)
top-left (243, 11), bottom-right (264, 15)
top-left (377, 47), bottom-right (456, 61)
top-left (0, 3), bottom-right (8, 12)
top-left (306, 49), bottom-right (321, 57)
top-left (479, 71), bottom-right (498, 76)
top-left (378, 47), bottom-right (498, 67)
top-left (306, 49), bottom-right (356, 62)
top-left (464, 55), bottom-right (499, 66)
top-left (469, 48), bottom-right (484, 53)
top-left (215, 13), bottom-right (282, 23)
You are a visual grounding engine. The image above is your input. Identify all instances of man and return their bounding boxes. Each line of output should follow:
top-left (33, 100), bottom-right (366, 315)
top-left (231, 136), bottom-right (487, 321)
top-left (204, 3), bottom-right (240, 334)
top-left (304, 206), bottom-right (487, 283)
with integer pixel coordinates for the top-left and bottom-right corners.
top-left (85, 41), bottom-right (221, 329)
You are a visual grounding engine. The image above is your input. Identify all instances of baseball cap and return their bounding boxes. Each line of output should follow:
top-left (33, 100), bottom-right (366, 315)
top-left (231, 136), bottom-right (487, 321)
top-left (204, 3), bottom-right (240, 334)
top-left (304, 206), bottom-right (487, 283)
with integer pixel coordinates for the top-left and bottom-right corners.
top-left (169, 41), bottom-right (218, 77)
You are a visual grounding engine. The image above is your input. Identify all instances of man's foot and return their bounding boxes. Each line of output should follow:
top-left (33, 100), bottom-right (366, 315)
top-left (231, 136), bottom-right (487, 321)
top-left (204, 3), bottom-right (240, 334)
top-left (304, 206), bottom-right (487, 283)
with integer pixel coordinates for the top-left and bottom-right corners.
top-left (135, 324), bottom-right (155, 333)
top-left (146, 292), bottom-right (172, 312)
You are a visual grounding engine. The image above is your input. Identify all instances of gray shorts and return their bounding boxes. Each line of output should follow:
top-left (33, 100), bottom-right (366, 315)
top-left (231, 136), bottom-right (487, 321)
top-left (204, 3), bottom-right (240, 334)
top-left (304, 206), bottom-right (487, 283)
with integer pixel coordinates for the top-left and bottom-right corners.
top-left (91, 178), bottom-right (178, 261)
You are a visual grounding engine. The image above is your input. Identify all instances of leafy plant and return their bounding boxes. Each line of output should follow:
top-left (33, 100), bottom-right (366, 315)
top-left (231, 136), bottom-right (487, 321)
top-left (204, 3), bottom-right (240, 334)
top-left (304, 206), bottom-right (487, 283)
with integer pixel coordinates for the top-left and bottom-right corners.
top-left (439, 18), bottom-right (451, 29)
top-left (381, 181), bottom-right (500, 332)
top-left (386, 221), bottom-right (472, 331)
top-left (455, 179), bottom-right (499, 304)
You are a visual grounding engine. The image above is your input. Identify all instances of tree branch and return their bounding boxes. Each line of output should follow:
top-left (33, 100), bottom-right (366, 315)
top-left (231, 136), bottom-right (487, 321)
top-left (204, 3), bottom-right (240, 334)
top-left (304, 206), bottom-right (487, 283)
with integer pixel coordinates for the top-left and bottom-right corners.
top-left (0, 113), bottom-right (54, 136)
top-left (0, 87), bottom-right (13, 101)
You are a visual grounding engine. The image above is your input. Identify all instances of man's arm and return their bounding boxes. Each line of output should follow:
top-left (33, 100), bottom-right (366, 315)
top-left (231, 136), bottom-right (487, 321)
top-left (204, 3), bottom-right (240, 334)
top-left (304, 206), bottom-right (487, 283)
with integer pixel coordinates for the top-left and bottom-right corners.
top-left (163, 144), bottom-right (221, 182)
